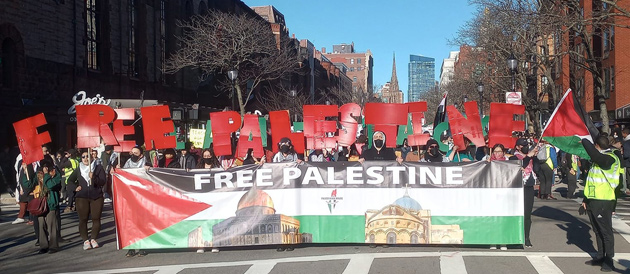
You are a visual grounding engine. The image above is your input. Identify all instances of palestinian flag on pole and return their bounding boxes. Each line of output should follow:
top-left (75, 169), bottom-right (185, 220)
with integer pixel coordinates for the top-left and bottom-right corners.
top-left (541, 89), bottom-right (599, 160)
top-left (433, 92), bottom-right (448, 131)
top-left (113, 169), bottom-right (212, 249)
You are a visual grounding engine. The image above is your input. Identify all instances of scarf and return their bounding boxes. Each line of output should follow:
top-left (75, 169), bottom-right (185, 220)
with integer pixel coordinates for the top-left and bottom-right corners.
top-left (513, 151), bottom-right (536, 181)
top-left (79, 162), bottom-right (92, 185)
top-left (490, 154), bottom-right (508, 161)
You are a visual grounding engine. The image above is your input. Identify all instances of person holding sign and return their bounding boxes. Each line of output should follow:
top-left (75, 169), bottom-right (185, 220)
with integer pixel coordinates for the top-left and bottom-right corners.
top-left (67, 150), bottom-right (106, 251)
top-left (421, 139), bottom-right (450, 163)
top-left (359, 131), bottom-right (403, 164)
top-left (123, 147), bottom-right (146, 169)
top-left (37, 163), bottom-right (62, 254)
top-left (273, 137), bottom-right (301, 163)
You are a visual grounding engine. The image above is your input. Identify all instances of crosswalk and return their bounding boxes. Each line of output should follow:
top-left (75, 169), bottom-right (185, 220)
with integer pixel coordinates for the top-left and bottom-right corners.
top-left (59, 251), bottom-right (630, 274)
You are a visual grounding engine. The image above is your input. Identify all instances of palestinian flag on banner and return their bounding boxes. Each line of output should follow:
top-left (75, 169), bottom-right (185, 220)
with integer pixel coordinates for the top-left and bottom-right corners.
top-left (113, 169), bottom-right (211, 249)
top-left (541, 89), bottom-right (599, 160)
top-left (433, 92), bottom-right (448, 131)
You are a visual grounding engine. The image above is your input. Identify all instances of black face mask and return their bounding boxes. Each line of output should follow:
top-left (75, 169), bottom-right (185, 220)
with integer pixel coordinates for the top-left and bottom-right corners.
top-left (203, 158), bottom-right (213, 165)
top-left (281, 145), bottom-right (290, 153)
top-left (520, 146), bottom-right (529, 154)
top-left (429, 147), bottom-right (439, 156)
top-left (131, 155), bottom-right (140, 162)
top-left (374, 140), bottom-right (384, 148)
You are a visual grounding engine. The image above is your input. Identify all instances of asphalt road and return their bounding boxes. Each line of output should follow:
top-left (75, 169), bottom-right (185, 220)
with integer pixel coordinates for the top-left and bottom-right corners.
top-left (2, 182), bottom-right (630, 274)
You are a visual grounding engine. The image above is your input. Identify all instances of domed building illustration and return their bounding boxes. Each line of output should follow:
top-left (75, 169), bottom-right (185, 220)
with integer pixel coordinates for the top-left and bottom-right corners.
top-left (365, 192), bottom-right (463, 244)
top-left (211, 188), bottom-right (312, 247)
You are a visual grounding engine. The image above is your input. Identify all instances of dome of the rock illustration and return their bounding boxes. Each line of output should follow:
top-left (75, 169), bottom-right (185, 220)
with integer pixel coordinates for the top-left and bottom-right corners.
top-left (236, 188), bottom-right (276, 216)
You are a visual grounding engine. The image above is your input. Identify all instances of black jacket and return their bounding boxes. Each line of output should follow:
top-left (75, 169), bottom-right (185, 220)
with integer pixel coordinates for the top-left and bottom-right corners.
top-left (361, 147), bottom-right (397, 161)
top-left (179, 153), bottom-right (197, 169)
top-left (68, 163), bottom-right (106, 200)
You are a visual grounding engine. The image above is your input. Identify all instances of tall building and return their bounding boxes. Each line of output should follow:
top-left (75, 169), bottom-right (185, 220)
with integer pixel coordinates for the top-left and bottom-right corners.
top-left (379, 53), bottom-right (403, 103)
top-left (323, 43), bottom-right (374, 95)
top-left (439, 51), bottom-right (459, 87)
top-left (408, 55), bottom-right (435, 102)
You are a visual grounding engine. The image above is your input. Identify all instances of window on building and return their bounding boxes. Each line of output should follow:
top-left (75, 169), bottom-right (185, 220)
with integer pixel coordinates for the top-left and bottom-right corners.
top-left (160, 0), bottom-right (167, 82)
top-left (611, 66), bottom-right (615, 92)
top-left (86, 0), bottom-right (99, 70)
top-left (1, 38), bottom-right (17, 88)
top-left (350, 58), bottom-right (354, 65)
top-left (357, 58), bottom-right (361, 64)
top-left (353, 76), bottom-right (357, 82)
top-left (349, 67), bottom-right (354, 72)
top-left (128, 0), bottom-right (137, 77)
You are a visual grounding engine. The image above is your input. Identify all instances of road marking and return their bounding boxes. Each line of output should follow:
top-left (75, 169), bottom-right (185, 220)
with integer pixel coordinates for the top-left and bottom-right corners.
top-left (59, 251), bottom-right (619, 274)
top-left (526, 255), bottom-right (562, 274)
top-left (154, 265), bottom-right (185, 274)
top-left (440, 252), bottom-right (467, 274)
top-left (244, 262), bottom-right (275, 274)
top-left (342, 254), bottom-right (374, 274)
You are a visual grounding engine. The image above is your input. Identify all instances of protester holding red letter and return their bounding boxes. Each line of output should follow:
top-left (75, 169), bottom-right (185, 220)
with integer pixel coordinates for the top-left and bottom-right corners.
top-left (37, 163), bottom-right (62, 254)
top-left (68, 150), bottom-right (106, 251)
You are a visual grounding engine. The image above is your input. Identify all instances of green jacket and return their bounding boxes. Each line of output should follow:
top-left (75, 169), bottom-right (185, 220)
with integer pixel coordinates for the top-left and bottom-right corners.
top-left (43, 172), bottom-right (62, 211)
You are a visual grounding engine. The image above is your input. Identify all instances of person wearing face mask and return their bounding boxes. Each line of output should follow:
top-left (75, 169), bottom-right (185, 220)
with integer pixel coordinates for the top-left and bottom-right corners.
top-left (196, 148), bottom-right (220, 169)
top-left (273, 137), bottom-right (301, 163)
top-left (179, 143), bottom-right (197, 171)
top-left (123, 147), bottom-right (146, 169)
top-left (421, 139), bottom-right (450, 162)
top-left (67, 150), bottom-right (107, 251)
top-left (447, 139), bottom-right (474, 162)
top-left (158, 148), bottom-right (181, 168)
top-left (509, 138), bottom-right (539, 249)
top-left (359, 131), bottom-right (403, 163)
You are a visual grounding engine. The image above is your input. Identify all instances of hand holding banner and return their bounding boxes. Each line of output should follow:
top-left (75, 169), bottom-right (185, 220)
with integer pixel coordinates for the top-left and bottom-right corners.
top-left (13, 113), bottom-right (52, 165)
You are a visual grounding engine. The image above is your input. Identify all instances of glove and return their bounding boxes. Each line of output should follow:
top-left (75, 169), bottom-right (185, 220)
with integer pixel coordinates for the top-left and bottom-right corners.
top-left (578, 205), bottom-right (586, 215)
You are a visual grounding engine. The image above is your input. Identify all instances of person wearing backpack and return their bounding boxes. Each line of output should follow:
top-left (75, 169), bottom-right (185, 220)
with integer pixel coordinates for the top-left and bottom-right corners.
top-left (537, 140), bottom-right (558, 200)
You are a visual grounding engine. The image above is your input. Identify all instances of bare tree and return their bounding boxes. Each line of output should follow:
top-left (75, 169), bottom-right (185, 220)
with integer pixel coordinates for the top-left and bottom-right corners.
top-left (163, 10), bottom-right (299, 117)
top-left (257, 84), bottom-right (310, 121)
top-left (325, 82), bottom-right (381, 108)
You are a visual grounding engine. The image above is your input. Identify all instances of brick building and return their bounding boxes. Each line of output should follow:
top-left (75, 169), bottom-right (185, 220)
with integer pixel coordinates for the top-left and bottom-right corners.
top-left (553, 1), bottom-right (630, 125)
top-left (323, 43), bottom-right (374, 95)
top-left (0, 0), bottom-right (266, 149)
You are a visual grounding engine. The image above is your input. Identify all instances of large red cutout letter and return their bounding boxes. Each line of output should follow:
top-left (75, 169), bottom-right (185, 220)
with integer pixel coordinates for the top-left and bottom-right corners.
top-left (140, 105), bottom-right (176, 150)
top-left (488, 103), bottom-right (525, 148)
top-left (269, 110), bottom-right (305, 154)
top-left (75, 105), bottom-right (118, 148)
top-left (446, 102), bottom-right (484, 150)
top-left (303, 105), bottom-right (338, 149)
top-left (13, 113), bottom-right (52, 164)
top-left (113, 108), bottom-right (136, 152)
top-left (210, 111), bottom-right (241, 156)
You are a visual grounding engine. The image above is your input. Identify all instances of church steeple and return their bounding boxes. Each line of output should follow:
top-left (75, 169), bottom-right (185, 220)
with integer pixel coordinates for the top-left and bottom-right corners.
top-left (390, 52), bottom-right (399, 92)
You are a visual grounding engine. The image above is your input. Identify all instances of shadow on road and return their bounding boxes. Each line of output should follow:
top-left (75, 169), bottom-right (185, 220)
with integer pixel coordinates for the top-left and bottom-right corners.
top-left (533, 205), bottom-right (596, 254)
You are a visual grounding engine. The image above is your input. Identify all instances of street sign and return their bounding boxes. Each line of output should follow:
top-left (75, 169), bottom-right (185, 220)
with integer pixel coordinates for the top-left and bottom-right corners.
top-left (505, 92), bottom-right (522, 105)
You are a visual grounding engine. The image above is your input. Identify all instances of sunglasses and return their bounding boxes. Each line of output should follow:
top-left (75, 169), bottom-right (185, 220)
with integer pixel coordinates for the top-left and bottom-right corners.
top-left (81, 155), bottom-right (89, 159)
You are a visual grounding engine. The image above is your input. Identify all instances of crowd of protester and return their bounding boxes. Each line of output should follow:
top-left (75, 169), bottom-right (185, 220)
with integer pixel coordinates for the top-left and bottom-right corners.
top-left (2, 124), bottom-right (630, 261)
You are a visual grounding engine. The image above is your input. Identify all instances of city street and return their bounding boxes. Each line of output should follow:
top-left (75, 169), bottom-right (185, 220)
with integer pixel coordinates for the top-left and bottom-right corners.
top-left (2, 183), bottom-right (630, 274)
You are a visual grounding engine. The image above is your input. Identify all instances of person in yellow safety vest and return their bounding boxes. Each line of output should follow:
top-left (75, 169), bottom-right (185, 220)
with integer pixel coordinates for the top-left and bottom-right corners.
top-left (582, 136), bottom-right (620, 272)
top-left (563, 152), bottom-right (579, 199)
top-left (537, 140), bottom-right (558, 200)
top-left (60, 149), bottom-right (79, 212)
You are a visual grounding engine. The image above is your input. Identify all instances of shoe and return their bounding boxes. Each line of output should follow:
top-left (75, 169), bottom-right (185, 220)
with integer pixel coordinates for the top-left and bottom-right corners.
top-left (35, 241), bottom-right (40, 247)
top-left (601, 262), bottom-right (613, 272)
top-left (83, 240), bottom-right (92, 250)
top-left (90, 239), bottom-right (99, 249)
top-left (26, 221), bottom-right (33, 225)
top-left (276, 247), bottom-right (285, 252)
top-left (37, 249), bottom-right (48, 254)
top-left (48, 249), bottom-right (58, 254)
top-left (286, 247), bottom-right (294, 251)
top-left (211, 248), bottom-right (219, 253)
top-left (126, 250), bottom-right (137, 257)
top-left (525, 239), bottom-right (532, 248)
top-left (584, 258), bottom-right (604, 266)
top-left (104, 198), bottom-right (112, 203)
top-left (500, 246), bottom-right (507, 250)
top-left (11, 218), bottom-right (25, 224)
top-left (548, 195), bottom-right (557, 200)
top-left (196, 248), bottom-right (204, 253)
top-left (490, 246), bottom-right (497, 250)
top-left (137, 250), bottom-right (148, 257)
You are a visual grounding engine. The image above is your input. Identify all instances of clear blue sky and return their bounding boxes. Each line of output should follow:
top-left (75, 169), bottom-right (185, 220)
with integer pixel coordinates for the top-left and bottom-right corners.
top-left (243, 0), bottom-right (477, 102)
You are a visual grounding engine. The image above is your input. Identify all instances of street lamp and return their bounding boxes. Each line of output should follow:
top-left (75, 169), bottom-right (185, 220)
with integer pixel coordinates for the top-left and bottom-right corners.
top-left (463, 95), bottom-right (468, 102)
top-left (507, 53), bottom-right (517, 92)
top-left (477, 83), bottom-right (484, 115)
top-left (290, 90), bottom-right (297, 122)
top-left (227, 70), bottom-right (238, 111)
